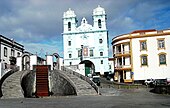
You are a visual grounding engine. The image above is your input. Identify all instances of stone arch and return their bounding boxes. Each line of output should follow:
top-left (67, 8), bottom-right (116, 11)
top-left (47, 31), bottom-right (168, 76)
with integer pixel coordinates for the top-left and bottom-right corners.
top-left (52, 53), bottom-right (60, 70)
top-left (21, 52), bottom-right (31, 71)
top-left (79, 60), bottom-right (95, 76)
top-left (50, 70), bottom-right (77, 96)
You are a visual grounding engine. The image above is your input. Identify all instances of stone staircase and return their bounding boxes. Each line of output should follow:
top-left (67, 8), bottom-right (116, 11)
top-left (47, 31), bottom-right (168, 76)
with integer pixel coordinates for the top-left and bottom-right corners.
top-left (1, 67), bottom-right (98, 98)
top-left (36, 65), bottom-right (49, 97)
top-left (60, 70), bottom-right (97, 95)
top-left (1, 70), bottom-right (25, 99)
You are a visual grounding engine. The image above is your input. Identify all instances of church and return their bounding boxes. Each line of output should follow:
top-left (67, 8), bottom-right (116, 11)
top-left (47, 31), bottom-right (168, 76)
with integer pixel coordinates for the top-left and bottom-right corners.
top-left (62, 5), bottom-right (109, 76)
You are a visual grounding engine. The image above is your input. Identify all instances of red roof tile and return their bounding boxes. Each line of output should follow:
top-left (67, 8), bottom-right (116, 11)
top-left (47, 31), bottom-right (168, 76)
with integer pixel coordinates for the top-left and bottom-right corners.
top-left (131, 29), bottom-right (156, 34)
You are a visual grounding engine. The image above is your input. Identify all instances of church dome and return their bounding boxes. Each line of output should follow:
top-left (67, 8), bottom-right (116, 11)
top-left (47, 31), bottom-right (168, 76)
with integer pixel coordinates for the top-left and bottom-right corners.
top-left (93, 5), bottom-right (106, 16)
top-left (63, 8), bottom-right (76, 18)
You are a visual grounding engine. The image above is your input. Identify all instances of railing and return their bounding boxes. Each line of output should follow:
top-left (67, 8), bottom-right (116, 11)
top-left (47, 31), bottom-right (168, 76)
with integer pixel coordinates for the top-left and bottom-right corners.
top-left (61, 66), bottom-right (99, 95)
top-left (115, 64), bottom-right (131, 68)
top-left (114, 65), bottom-right (132, 70)
top-left (114, 51), bottom-right (131, 56)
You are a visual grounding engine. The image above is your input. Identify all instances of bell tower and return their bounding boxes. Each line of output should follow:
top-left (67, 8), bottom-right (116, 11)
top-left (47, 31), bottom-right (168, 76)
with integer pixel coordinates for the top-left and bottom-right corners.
top-left (63, 8), bottom-right (77, 33)
top-left (93, 5), bottom-right (107, 30)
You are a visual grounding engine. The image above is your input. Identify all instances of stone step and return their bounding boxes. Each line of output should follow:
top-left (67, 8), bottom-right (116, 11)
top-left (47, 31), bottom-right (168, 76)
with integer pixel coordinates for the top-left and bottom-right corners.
top-left (1, 70), bottom-right (27, 99)
top-left (60, 70), bottom-right (97, 96)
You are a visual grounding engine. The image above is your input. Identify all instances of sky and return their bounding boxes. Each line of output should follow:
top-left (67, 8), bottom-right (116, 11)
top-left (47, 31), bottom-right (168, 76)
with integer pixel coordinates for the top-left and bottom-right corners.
top-left (0, 0), bottom-right (170, 58)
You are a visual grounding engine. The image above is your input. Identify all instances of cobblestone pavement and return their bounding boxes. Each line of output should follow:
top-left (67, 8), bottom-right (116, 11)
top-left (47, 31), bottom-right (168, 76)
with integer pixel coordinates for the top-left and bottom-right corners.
top-left (0, 85), bottom-right (170, 108)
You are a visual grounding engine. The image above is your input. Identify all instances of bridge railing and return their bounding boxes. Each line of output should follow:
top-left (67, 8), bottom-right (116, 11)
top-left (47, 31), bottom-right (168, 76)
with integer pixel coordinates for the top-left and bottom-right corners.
top-left (61, 66), bottom-right (99, 95)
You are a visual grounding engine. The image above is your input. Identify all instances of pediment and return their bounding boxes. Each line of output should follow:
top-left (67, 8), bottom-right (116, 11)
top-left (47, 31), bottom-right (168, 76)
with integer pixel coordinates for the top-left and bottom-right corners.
top-left (77, 17), bottom-right (93, 32)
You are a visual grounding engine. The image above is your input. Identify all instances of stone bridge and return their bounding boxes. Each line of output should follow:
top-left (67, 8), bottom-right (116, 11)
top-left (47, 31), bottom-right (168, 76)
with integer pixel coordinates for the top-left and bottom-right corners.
top-left (0, 66), bottom-right (98, 98)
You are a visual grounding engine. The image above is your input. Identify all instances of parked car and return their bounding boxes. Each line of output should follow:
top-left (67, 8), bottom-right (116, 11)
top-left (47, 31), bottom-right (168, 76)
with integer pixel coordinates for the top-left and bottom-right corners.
top-left (166, 78), bottom-right (170, 85)
top-left (144, 79), bottom-right (155, 86)
top-left (92, 76), bottom-right (100, 86)
top-left (155, 79), bottom-right (167, 86)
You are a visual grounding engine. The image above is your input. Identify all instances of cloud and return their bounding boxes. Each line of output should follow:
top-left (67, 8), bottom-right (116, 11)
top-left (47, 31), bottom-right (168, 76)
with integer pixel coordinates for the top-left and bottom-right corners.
top-left (22, 41), bottom-right (63, 57)
top-left (0, 0), bottom-right (170, 58)
top-left (109, 16), bottom-right (139, 40)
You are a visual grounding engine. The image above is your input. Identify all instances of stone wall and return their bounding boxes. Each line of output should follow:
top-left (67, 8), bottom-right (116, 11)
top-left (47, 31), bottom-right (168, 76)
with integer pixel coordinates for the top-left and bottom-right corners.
top-left (21, 70), bottom-right (36, 97)
top-left (21, 69), bottom-right (77, 97)
top-left (49, 70), bottom-right (77, 96)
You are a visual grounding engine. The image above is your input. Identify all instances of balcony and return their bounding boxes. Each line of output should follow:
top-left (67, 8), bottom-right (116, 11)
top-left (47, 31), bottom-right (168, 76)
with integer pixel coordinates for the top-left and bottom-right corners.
top-left (124, 79), bottom-right (133, 83)
top-left (114, 64), bottom-right (132, 70)
top-left (114, 51), bottom-right (131, 57)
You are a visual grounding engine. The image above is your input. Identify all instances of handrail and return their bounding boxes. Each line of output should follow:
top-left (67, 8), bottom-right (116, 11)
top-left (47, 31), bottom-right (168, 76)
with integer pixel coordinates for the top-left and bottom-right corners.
top-left (61, 66), bottom-right (99, 95)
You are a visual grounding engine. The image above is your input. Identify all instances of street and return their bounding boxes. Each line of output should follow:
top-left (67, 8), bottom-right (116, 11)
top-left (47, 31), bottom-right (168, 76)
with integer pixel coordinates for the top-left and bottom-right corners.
top-left (0, 86), bottom-right (170, 108)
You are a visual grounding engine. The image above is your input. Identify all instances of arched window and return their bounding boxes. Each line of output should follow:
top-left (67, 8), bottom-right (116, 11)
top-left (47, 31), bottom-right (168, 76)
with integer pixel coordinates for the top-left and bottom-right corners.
top-left (4, 47), bottom-right (7, 57)
top-left (99, 39), bottom-right (103, 44)
top-left (17, 52), bottom-right (20, 57)
top-left (100, 52), bottom-right (103, 56)
top-left (98, 19), bottom-right (101, 28)
top-left (101, 60), bottom-right (103, 64)
top-left (68, 41), bottom-right (71, 46)
top-left (68, 22), bottom-right (71, 31)
top-left (11, 49), bottom-right (15, 56)
top-left (69, 54), bottom-right (72, 58)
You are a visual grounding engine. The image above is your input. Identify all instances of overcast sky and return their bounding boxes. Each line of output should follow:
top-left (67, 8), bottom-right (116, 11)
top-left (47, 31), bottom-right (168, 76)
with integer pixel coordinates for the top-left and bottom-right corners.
top-left (0, 0), bottom-right (170, 57)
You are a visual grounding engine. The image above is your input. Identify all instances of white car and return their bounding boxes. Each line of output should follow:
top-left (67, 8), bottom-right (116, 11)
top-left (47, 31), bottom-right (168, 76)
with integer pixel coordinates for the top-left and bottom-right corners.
top-left (144, 79), bottom-right (154, 85)
top-left (166, 78), bottom-right (170, 85)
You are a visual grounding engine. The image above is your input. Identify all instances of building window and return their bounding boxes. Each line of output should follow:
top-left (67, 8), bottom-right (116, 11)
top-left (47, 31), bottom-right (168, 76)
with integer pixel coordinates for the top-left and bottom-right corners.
top-left (100, 52), bottom-right (103, 56)
top-left (68, 41), bottom-right (71, 46)
top-left (68, 22), bottom-right (71, 31)
top-left (11, 49), bottom-right (14, 56)
top-left (141, 55), bottom-right (148, 66)
top-left (123, 57), bottom-right (125, 65)
top-left (17, 52), bottom-right (20, 57)
top-left (4, 47), bottom-right (7, 57)
top-left (99, 39), bottom-right (103, 44)
top-left (90, 49), bottom-right (93, 57)
top-left (101, 60), bottom-right (103, 64)
top-left (159, 53), bottom-right (166, 65)
top-left (69, 54), bottom-right (72, 58)
top-left (157, 39), bottom-right (165, 49)
top-left (78, 50), bottom-right (81, 57)
top-left (140, 40), bottom-right (147, 50)
top-left (98, 19), bottom-right (101, 28)
top-left (83, 47), bottom-right (88, 56)
top-left (109, 65), bottom-right (111, 69)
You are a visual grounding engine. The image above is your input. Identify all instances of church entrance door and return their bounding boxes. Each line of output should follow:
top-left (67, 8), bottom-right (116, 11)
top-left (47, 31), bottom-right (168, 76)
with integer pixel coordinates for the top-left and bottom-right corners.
top-left (79, 60), bottom-right (95, 76)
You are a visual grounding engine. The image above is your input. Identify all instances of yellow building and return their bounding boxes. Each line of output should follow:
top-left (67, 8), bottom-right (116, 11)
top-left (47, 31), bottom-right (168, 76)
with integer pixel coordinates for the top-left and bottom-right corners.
top-left (112, 29), bottom-right (170, 83)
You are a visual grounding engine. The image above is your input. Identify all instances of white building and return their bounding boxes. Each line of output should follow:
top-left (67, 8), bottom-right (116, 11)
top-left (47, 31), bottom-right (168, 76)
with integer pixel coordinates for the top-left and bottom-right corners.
top-left (112, 29), bottom-right (170, 83)
top-left (62, 5), bottom-right (109, 76)
top-left (108, 58), bottom-right (114, 74)
top-left (0, 35), bottom-right (24, 76)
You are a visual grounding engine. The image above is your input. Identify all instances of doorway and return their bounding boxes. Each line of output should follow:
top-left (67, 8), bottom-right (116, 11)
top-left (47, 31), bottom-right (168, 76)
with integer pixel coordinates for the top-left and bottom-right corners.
top-left (79, 60), bottom-right (95, 76)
